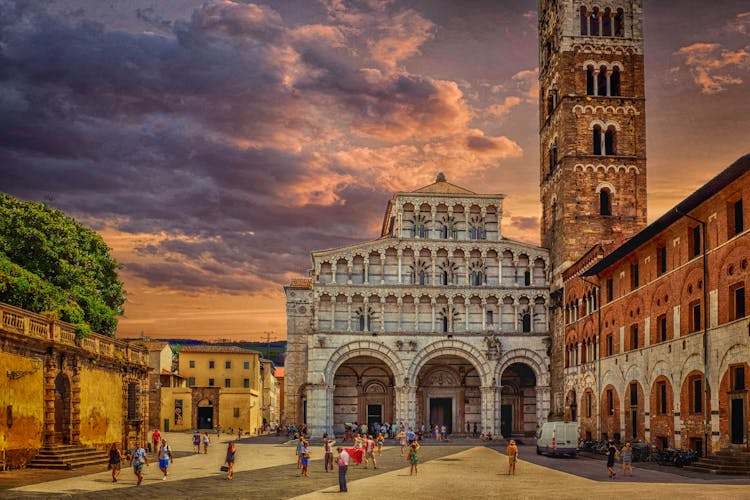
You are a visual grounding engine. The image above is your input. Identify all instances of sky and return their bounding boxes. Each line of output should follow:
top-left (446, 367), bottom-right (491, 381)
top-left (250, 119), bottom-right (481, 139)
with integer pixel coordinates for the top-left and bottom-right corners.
top-left (1, 0), bottom-right (749, 341)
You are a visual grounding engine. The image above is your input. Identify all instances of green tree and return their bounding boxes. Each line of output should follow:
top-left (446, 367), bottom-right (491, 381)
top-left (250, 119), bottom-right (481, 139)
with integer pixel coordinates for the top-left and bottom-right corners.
top-left (0, 193), bottom-right (125, 337)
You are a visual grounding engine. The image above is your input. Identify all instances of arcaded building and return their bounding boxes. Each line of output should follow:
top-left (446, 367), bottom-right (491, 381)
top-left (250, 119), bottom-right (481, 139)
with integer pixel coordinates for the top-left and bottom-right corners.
top-left (285, 177), bottom-right (551, 438)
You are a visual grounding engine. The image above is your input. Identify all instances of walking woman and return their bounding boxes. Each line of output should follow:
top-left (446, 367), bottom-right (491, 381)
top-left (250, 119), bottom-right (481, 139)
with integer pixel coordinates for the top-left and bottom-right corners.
top-left (203, 432), bottom-right (210, 454)
top-left (300, 439), bottom-right (311, 477)
top-left (606, 440), bottom-right (618, 478)
top-left (506, 439), bottom-right (519, 475)
top-left (225, 441), bottom-right (236, 480)
top-left (621, 443), bottom-right (633, 477)
top-left (408, 441), bottom-right (420, 476)
top-left (398, 430), bottom-right (406, 456)
top-left (108, 443), bottom-right (123, 483)
top-left (376, 432), bottom-right (384, 456)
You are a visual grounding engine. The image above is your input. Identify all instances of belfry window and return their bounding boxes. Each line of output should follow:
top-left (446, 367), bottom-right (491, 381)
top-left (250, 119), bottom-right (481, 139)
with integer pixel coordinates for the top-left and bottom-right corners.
top-left (580, 6), bottom-right (588, 35)
top-left (611, 67), bottom-right (621, 96)
top-left (597, 67), bottom-right (607, 96)
top-left (522, 313), bottom-right (531, 333)
top-left (593, 125), bottom-right (603, 155)
top-left (590, 7), bottom-right (600, 36)
top-left (599, 188), bottom-right (612, 216)
top-left (419, 270), bottom-right (426, 286)
top-left (358, 313), bottom-right (371, 331)
top-left (586, 66), bottom-right (595, 95)
top-left (605, 126), bottom-right (616, 155)
top-left (615, 9), bottom-right (625, 37)
top-left (603, 8), bottom-right (612, 36)
top-left (417, 224), bottom-right (426, 238)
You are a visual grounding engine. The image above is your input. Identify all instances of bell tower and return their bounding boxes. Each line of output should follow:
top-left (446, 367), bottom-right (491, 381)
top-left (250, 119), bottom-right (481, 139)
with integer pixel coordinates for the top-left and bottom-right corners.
top-left (539, 0), bottom-right (647, 287)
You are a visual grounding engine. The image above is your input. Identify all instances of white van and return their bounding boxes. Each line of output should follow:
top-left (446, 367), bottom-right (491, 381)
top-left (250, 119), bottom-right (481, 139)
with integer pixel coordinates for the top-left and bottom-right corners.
top-left (536, 422), bottom-right (578, 457)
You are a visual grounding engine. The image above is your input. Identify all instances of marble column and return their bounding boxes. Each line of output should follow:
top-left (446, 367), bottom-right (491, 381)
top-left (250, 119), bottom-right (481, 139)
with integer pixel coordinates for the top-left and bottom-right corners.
top-left (480, 386), bottom-right (498, 437)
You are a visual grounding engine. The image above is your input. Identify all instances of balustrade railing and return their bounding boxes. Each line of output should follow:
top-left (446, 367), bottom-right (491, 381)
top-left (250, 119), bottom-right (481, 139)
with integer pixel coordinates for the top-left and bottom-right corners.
top-left (0, 301), bottom-right (147, 366)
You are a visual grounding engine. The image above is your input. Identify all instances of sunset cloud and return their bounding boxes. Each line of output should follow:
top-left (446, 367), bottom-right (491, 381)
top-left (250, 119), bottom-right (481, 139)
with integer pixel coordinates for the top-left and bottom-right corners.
top-left (675, 42), bottom-right (750, 94)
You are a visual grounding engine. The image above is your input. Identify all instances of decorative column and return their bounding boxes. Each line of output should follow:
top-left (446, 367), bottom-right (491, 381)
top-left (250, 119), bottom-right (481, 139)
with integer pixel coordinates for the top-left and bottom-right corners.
top-left (643, 396), bottom-right (651, 444)
top-left (397, 250), bottom-right (403, 284)
top-left (498, 253), bottom-right (503, 284)
top-left (464, 297), bottom-right (470, 332)
top-left (397, 297), bottom-right (403, 331)
top-left (43, 355), bottom-right (56, 447)
top-left (363, 297), bottom-right (369, 332)
top-left (431, 206), bottom-right (437, 240)
top-left (673, 397), bottom-right (682, 449)
top-left (605, 70), bottom-right (612, 96)
top-left (332, 263), bottom-right (338, 284)
top-left (380, 299), bottom-right (385, 332)
top-left (480, 207), bottom-right (487, 239)
top-left (431, 253), bottom-right (436, 286)
top-left (535, 385), bottom-right (551, 431)
top-left (464, 255), bottom-right (470, 285)
top-left (496, 209), bottom-right (502, 239)
top-left (414, 300), bottom-right (419, 331)
top-left (481, 298), bottom-right (487, 331)
top-left (593, 69), bottom-right (599, 96)
top-left (347, 262), bottom-right (352, 284)
top-left (380, 255), bottom-right (386, 284)
top-left (364, 258), bottom-right (369, 284)
top-left (514, 304), bottom-right (519, 332)
top-left (430, 298), bottom-right (436, 332)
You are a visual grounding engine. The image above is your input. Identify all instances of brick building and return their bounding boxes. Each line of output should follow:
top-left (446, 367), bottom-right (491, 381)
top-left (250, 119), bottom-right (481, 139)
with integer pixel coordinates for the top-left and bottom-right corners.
top-left (562, 154), bottom-right (750, 453)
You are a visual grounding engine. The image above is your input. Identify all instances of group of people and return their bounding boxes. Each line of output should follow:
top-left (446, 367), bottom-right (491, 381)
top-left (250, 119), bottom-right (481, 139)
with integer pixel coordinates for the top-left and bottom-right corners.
top-left (606, 441), bottom-right (635, 478)
top-left (192, 431), bottom-right (212, 454)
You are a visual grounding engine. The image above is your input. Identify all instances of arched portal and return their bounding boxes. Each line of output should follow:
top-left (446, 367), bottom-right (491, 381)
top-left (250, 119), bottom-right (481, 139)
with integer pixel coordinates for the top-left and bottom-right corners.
top-left (333, 356), bottom-right (394, 435)
top-left (54, 373), bottom-right (72, 444)
top-left (499, 363), bottom-right (536, 437)
top-left (197, 399), bottom-right (214, 429)
top-left (416, 355), bottom-right (480, 435)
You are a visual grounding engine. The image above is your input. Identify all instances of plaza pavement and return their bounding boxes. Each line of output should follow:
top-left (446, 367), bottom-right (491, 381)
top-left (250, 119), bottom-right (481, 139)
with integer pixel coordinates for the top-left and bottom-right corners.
top-left (1, 433), bottom-right (750, 499)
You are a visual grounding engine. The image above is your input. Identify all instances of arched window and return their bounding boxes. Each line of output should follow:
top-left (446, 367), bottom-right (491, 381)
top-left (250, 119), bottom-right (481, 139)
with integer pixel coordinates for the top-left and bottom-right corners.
top-left (547, 93), bottom-right (554, 117)
top-left (600, 188), bottom-right (612, 216)
top-left (477, 227), bottom-right (484, 240)
top-left (470, 226), bottom-right (477, 240)
top-left (442, 270), bottom-right (448, 285)
top-left (603, 8), bottom-right (612, 36)
top-left (605, 126), bottom-right (616, 155)
top-left (522, 313), bottom-right (531, 332)
top-left (580, 6), bottom-right (588, 35)
top-left (586, 66), bottom-right (595, 95)
top-left (597, 66), bottom-right (607, 96)
top-left (549, 139), bottom-right (558, 173)
top-left (487, 310), bottom-right (494, 325)
top-left (593, 125), bottom-right (603, 155)
top-left (359, 314), bottom-right (369, 331)
top-left (611, 67), bottom-right (621, 96)
top-left (418, 224), bottom-right (426, 238)
top-left (419, 270), bottom-right (426, 285)
top-left (524, 271), bottom-right (531, 286)
top-left (442, 315), bottom-right (448, 332)
top-left (590, 7), bottom-right (600, 36)
top-left (441, 225), bottom-right (448, 239)
top-left (615, 9), bottom-right (625, 37)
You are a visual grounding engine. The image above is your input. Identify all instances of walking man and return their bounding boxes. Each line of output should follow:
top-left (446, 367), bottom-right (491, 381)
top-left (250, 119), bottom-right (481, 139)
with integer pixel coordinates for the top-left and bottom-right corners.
top-left (606, 440), bottom-right (618, 478)
top-left (151, 428), bottom-right (161, 455)
top-left (158, 438), bottom-right (173, 480)
top-left (363, 435), bottom-right (377, 469)
top-left (130, 441), bottom-right (149, 486)
top-left (337, 447), bottom-right (350, 492)
top-left (324, 436), bottom-right (336, 472)
top-left (506, 439), bottom-right (518, 476)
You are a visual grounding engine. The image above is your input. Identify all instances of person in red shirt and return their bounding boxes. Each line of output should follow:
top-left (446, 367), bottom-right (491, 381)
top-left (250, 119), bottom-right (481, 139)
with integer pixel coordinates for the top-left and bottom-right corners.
top-left (363, 435), bottom-right (377, 469)
top-left (151, 429), bottom-right (161, 454)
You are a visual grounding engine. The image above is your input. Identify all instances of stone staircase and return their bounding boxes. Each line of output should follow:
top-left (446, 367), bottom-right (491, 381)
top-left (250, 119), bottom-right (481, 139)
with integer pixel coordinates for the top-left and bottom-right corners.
top-left (685, 447), bottom-right (750, 475)
top-left (27, 445), bottom-right (109, 470)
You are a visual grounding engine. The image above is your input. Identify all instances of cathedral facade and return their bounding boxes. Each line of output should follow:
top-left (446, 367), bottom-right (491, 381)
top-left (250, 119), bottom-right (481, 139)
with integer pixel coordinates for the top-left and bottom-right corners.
top-left (284, 178), bottom-right (551, 438)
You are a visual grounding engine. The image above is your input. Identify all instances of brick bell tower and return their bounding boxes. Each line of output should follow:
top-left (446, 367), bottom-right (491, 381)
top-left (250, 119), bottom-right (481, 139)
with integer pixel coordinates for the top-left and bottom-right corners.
top-left (539, 0), bottom-right (648, 288)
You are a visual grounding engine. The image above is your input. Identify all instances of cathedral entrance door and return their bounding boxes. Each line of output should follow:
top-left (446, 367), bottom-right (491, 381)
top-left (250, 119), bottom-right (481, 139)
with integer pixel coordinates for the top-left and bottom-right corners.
top-left (500, 404), bottom-right (512, 437)
top-left (731, 398), bottom-right (745, 445)
top-left (367, 404), bottom-right (382, 429)
top-left (430, 398), bottom-right (452, 434)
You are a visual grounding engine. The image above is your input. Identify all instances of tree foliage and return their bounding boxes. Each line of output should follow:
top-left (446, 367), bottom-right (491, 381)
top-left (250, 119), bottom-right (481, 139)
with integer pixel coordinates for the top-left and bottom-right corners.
top-left (0, 193), bottom-right (125, 337)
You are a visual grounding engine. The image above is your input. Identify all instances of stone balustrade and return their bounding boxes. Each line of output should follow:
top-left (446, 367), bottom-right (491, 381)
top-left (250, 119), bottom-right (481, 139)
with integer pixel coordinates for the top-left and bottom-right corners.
top-left (0, 301), bottom-right (148, 366)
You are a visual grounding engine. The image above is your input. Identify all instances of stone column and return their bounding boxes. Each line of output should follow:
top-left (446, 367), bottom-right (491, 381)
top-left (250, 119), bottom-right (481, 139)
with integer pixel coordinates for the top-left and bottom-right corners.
top-left (643, 396), bottom-right (651, 443)
top-left (431, 207), bottom-right (437, 239)
top-left (480, 386), bottom-right (498, 437)
top-left (363, 297), bottom-right (369, 332)
top-left (43, 355), bottom-right (56, 447)
top-left (397, 297), bottom-right (403, 331)
top-left (464, 297), bottom-right (470, 332)
top-left (347, 262), bottom-right (352, 285)
top-left (307, 383), bottom-right (332, 438)
top-left (464, 255), bottom-right (470, 285)
top-left (364, 258), bottom-right (369, 283)
top-left (331, 262), bottom-right (337, 284)
top-left (481, 298), bottom-right (487, 331)
top-left (380, 255), bottom-right (386, 284)
top-left (347, 297), bottom-right (352, 331)
top-left (397, 250), bottom-right (402, 284)
top-left (431, 254), bottom-right (436, 286)
top-left (395, 386), bottom-right (418, 429)
top-left (514, 304), bottom-right (519, 332)
top-left (535, 385), bottom-right (551, 432)
top-left (380, 300), bottom-right (385, 332)
top-left (430, 298), bottom-right (436, 332)
top-left (606, 70), bottom-right (612, 96)
top-left (593, 70), bottom-right (599, 96)
top-left (673, 397), bottom-right (682, 448)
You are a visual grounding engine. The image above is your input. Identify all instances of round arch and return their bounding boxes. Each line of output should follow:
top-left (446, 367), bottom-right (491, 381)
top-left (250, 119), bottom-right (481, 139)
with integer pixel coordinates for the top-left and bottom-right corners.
top-left (407, 339), bottom-right (491, 387)
top-left (324, 340), bottom-right (406, 386)
top-left (495, 348), bottom-right (549, 386)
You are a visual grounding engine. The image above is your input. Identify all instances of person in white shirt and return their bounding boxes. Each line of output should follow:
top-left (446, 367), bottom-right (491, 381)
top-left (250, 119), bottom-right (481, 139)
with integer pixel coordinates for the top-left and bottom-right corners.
top-left (337, 447), bottom-right (350, 492)
top-left (157, 439), bottom-right (173, 480)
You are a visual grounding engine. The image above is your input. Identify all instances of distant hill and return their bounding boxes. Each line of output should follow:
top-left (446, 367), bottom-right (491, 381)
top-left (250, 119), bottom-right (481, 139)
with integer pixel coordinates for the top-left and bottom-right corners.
top-left (161, 339), bottom-right (287, 366)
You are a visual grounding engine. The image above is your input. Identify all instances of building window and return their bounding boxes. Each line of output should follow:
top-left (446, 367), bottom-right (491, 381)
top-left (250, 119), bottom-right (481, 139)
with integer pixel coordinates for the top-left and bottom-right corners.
top-left (691, 377), bottom-right (703, 414)
top-left (243, 378), bottom-right (250, 388)
top-left (580, 6), bottom-right (588, 35)
top-left (586, 66), bottom-right (595, 95)
top-left (593, 125), bottom-right (602, 155)
top-left (234, 408), bottom-right (240, 418)
top-left (419, 270), bottom-right (426, 285)
top-left (602, 7), bottom-right (612, 36)
top-left (657, 382), bottom-right (667, 414)
top-left (224, 378), bottom-right (231, 388)
top-left (657, 314), bottom-right (667, 342)
top-left (597, 67), bottom-right (607, 97)
top-left (657, 245), bottom-right (667, 276)
top-left (733, 365), bottom-right (746, 391)
top-left (630, 383), bottom-right (638, 406)
top-left (607, 389), bottom-right (614, 415)
top-left (730, 283), bottom-right (746, 320)
top-left (586, 392), bottom-right (592, 418)
top-left (690, 301), bottom-right (702, 332)
top-left (209, 360), bottom-right (215, 369)
top-left (208, 378), bottom-right (215, 387)
top-left (600, 188), bottom-right (612, 216)
top-left (604, 126), bottom-right (616, 155)
top-left (611, 67), bottom-right (621, 96)
top-left (244, 361), bottom-right (250, 370)
top-left (189, 360), bottom-right (195, 368)
top-left (522, 313), bottom-right (531, 333)
top-left (486, 310), bottom-right (494, 326)
top-left (630, 324), bottom-right (639, 350)
top-left (225, 361), bottom-right (231, 369)
top-left (729, 198), bottom-right (744, 237)
top-left (606, 334), bottom-right (613, 356)
top-left (606, 278), bottom-right (614, 303)
top-left (689, 225), bottom-right (701, 260)
top-left (614, 8), bottom-right (625, 36)
top-left (630, 263), bottom-right (639, 290)
top-left (188, 377), bottom-right (195, 386)
top-left (590, 7), bottom-right (600, 36)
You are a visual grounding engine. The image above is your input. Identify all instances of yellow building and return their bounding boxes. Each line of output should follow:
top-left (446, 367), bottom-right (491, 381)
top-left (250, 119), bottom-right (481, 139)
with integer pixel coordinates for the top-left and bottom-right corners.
top-left (145, 342), bottom-right (191, 433)
top-left (178, 346), bottom-right (262, 434)
top-left (260, 359), bottom-right (281, 430)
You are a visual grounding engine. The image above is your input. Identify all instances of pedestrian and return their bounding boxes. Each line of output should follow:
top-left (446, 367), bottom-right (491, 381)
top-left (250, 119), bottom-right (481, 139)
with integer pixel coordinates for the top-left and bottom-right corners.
top-left (506, 439), bottom-right (518, 475)
top-left (473, 422), bottom-right (478, 438)
top-left (441, 424), bottom-right (447, 440)
top-left (192, 431), bottom-right (201, 453)
top-left (296, 434), bottom-right (304, 468)
top-left (407, 428), bottom-right (415, 444)
top-left (360, 422), bottom-right (368, 436)
top-left (434, 424), bottom-right (440, 441)
top-left (108, 443), bottom-right (123, 483)
top-left (337, 447), bottom-right (349, 492)
top-left (391, 422), bottom-right (398, 439)
top-left (606, 440), bottom-right (618, 478)
top-left (238, 427), bottom-right (242, 441)
top-left (621, 442), bottom-right (633, 477)
top-left (152, 428), bottom-right (161, 455)
top-left (216, 424), bottom-right (222, 441)
top-left (398, 430), bottom-right (406, 456)
top-left (225, 441), bottom-right (236, 480)
top-left (364, 435), bottom-right (377, 469)
top-left (300, 439), bottom-right (311, 477)
top-left (376, 432), bottom-right (384, 455)
top-left (324, 436), bottom-right (336, 472)
top-left (130, 441), bottom-right (149, 486)
top-left (203, 432), bottom-right (210, 454)
top-left (408, 441), bottom-right (420, 476)
top-left (158, 438), bottom-right (173, 480)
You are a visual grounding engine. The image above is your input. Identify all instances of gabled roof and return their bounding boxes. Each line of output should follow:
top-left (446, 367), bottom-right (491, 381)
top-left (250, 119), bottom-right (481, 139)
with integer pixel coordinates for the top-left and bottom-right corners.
top-left (410, 173), bottom-right (476, 195)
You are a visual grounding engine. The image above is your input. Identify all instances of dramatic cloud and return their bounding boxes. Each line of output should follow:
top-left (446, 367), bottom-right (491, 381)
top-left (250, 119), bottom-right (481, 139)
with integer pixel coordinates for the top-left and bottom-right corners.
top-left (675, 42), bottom-right (750, 94)
top-left (726, 12), bottom-right (750, 34)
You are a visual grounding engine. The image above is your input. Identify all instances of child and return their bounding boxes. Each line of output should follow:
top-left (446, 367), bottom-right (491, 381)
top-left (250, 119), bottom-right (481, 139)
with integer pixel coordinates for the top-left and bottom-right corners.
top-left (408, 442), bottom-right (420, 476)
top-left (506, 439), bottom-right (518, 475)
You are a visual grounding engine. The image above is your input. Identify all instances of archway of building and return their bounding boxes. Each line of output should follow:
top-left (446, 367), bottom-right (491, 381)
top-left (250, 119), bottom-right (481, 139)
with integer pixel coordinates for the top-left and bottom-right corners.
top-left (499, 363), bottom-right (536, 437)
top-left (679, 370), bottom-right (710, 454)
top-left (719, 362), bottom-right (749, 448)
top-left (623, 380), bottom-right (645, 443)
top-left (580, 388), bottom-right (597, 440)
top-left (415, 355), bottom-right (481, 435)
top-left (600, 384), bottom-right (620, 442)
top-left (197, 399), bottom-right (214, 430)
top-left (332, 356), bottom-right (394, 435)
top-left (54, 372), bottom-right (72, 444)
top-left (649, 376), bottom-right (674, 448)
